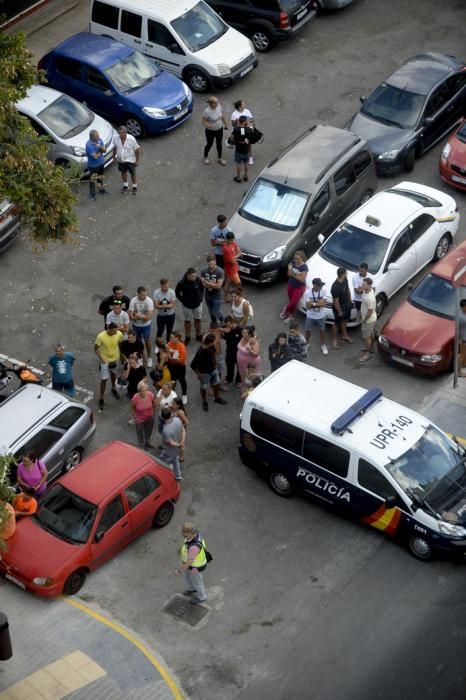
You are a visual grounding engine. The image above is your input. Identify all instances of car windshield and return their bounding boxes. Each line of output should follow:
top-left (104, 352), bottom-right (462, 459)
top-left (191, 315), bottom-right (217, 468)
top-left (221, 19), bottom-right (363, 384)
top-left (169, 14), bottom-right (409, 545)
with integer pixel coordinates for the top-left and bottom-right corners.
top-left (37, 94), bottom-right (94, 139)
top-left (35, 484), bottom-right (97, 544)
top-left (408, 273), bottom-right (466, 319)
top-left (319, 223), bottom-right (389, 274)
top-left (457, 121), bottom-right (466, 143)
top-left (105, 51), bottom-right (160, 94)
top-left (171, 0), bottom-right (227, 52)
top-left (361, 83), bottom-right (425, 129)
top-left (239, 178), bottom-right (309, 231)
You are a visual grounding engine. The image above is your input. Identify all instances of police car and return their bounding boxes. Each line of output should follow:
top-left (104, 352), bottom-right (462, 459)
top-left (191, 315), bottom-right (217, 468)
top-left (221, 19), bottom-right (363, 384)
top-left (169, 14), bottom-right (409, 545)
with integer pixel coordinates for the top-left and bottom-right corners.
top-left (239, 361), bottom-right (466, 560)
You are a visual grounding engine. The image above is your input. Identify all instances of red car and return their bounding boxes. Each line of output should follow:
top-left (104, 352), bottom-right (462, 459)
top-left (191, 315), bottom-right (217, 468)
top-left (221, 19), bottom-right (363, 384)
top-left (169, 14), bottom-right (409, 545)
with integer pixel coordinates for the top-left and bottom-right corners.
top-left (378, 240), bottom-right (466, 375)
top-left (0, 441), bottom-right (180, 596)
top-left (439, 118), bottom-right (466, 191)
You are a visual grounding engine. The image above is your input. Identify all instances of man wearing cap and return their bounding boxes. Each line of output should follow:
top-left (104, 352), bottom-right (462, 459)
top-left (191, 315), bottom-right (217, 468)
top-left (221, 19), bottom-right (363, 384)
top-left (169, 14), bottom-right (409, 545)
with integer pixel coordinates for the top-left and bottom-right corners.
top-left (359, 277), bottom-right (377, 362)
top-left (303, 278), bottom-right (329, 355)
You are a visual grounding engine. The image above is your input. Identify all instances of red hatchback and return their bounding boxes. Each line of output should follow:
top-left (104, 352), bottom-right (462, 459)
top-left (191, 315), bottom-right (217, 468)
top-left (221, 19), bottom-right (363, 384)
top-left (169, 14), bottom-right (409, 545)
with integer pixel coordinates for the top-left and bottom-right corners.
top-left (0, 441), bottom-right (181, 596)
top-left (439, 118), bottom-right (466, 191)
top-left (378, 240), bottom-right (466, 375)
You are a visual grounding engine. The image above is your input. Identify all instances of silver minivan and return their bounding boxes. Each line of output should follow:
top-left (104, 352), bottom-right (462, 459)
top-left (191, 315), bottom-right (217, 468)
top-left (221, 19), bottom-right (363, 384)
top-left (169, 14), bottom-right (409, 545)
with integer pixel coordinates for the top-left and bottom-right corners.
top-left (229, 124), bottom-right (377, 284)
top-left (0, 385), bottom-right (96, 484)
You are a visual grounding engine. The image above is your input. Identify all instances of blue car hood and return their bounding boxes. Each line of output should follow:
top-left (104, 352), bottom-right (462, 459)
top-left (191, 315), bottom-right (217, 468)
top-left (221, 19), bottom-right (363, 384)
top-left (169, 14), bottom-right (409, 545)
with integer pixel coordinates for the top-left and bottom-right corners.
top-left (125, 70), bottom-right (187, 109)
top-left (346, 112), bottom-right (412, 156)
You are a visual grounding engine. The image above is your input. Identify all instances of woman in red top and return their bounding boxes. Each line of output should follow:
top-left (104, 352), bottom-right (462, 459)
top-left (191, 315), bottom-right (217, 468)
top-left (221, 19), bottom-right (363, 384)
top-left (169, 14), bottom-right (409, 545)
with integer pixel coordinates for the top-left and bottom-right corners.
top-left (223, 231), bottom-right (241, 302)
top-left (167, 331), bottom-right (188, 404)
top-left (131, 380), bottom-right (157, 450)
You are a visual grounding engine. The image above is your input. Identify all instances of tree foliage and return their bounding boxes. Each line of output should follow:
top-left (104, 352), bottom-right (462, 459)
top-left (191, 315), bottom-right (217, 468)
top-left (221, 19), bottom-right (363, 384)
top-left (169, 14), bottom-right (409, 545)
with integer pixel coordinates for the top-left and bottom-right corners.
top-left (0, 31), bottom-right (77, 243)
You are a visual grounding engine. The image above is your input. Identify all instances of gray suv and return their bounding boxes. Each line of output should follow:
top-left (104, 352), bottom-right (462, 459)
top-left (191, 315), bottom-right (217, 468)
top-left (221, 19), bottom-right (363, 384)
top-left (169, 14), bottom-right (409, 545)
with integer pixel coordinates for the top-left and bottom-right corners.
top-left (229, 124), bottom-right (377, 284)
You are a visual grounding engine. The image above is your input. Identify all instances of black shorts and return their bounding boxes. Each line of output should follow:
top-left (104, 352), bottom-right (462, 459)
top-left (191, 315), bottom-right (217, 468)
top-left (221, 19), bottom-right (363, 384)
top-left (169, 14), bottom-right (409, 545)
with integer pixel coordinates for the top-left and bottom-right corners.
top-left (89, 165), bottom-right (104, 177)
top-left (118, 162), bottom-right (137, 176)
top-left (333, 306), bottom-right (351, 326)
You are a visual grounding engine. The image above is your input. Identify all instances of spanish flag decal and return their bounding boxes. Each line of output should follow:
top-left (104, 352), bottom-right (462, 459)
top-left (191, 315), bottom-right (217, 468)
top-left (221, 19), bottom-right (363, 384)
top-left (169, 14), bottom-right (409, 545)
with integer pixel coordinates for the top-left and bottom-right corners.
top-left (362, 505), bottom-right (401, 536)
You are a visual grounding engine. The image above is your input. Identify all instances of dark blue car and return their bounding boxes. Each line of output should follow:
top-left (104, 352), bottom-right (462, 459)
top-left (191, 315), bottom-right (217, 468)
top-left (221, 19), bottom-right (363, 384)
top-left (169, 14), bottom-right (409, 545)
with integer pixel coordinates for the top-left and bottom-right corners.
top-left (39, 33), bottom-right (193, 138)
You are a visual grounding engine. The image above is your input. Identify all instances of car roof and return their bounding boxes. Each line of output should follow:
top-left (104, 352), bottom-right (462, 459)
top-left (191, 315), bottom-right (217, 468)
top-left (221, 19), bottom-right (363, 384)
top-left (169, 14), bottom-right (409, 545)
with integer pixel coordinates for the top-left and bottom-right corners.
top-left (262, 125), bottom-right (363, 192)
top-left (50, 32), bottom-right (133, 70)
top-left (16, 85), bottom-right (64, 115)
top-left (431, 239), bottom-right (466, 281)
top-left (60, 440), bottom-right (162, 504)
top-left (103, 0), bottom-right (199, 22)
top-left (345, 189), bottom-right (421, 239)
top-left (386, 52), bottom-right (463, 95)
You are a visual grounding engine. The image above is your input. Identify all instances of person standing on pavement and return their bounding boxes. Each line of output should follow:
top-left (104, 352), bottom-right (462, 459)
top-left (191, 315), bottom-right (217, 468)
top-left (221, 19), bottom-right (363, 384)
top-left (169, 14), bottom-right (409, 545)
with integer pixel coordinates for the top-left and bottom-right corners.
top-left (352, 263), bottom-right (369, 320)
top-left (113, 125), bottom-right (140, 195)
top-left (153, 278), bottom-right (176, 341)
top-left (359, 278), bottom-right (377, 362)
top-left (119, 329), bottom-right (144, 364)
top-left (288, 322), bottom-right (308, 362)
top-left (280, 250), bottom-right (308, 324)
top-left (232, 115), bottom-right (253, 183)
top-left (121, 353), bottom-right (147, 399)
top-left (48, 343), bottom-right (76, 396)
top-left (210, 214), bottom-right (231, 268)
top-left (160, 407), bottom-right (185, 481)
top-left (167, 331), bottom-right (188, 404)
top-left (85, 129), bottom-right (108, 200)
top-left (175, 268), bottom-right (204, 345)
top-left (105, 300), bottom-right (130, 339)
top-left (129, 287), bottom-right (154, 367)
top-left (230, 288), bottom-right (253, 326)
top-left (303, 278), bottom-right (329, 355)
top-left (202, 96), bottom-right (228, 166)
top-left (237, 326), bottom-right (261, 391)
top-left (269, 333), bottom-right (292, 372)
top-left (223, 232), bottom-right (242, 302)
top-left (201, 254), bottom-right (225, 324)
top-left (175, 522), bottom-right (208, 604)
top-left (331, 267), bottom-right (353, 349)
top-left (221, 316), bottom-right (242, 385)
top-left (131, 380), bottom-right (157, 450)
top-left (190, 333), bottom-right (227, 412)
top-left (98, 285), bottom-right (131, 327)
top-left (94, 322), bottom-right (123, 410)
top-left (231, 99), bottom-right (255, 165)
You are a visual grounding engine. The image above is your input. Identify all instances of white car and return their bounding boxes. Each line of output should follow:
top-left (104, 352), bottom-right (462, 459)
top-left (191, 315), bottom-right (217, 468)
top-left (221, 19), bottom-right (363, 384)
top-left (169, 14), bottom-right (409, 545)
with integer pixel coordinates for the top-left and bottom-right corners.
top-left (300, 181), bottom-right (459, 322)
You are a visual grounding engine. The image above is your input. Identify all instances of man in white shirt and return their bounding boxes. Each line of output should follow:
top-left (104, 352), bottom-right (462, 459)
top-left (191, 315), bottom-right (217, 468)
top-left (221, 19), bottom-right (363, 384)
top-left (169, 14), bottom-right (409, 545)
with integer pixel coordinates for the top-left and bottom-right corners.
top-left (352, 262), bottom-right (369, 319)
top-left (113, 126), bottom-right (140, 195)
top-left (129, 287), bottom-right (154, 367)
top-left (303, 278), bottom-right (328, 355)
top-left (359, 277), bottom-right (377, 362)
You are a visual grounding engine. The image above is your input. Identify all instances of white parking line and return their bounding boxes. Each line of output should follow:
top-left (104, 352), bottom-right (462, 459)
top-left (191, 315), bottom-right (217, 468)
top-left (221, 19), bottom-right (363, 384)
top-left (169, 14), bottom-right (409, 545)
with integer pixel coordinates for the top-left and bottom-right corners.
top-left (46, 382), bottom-right (94, 404)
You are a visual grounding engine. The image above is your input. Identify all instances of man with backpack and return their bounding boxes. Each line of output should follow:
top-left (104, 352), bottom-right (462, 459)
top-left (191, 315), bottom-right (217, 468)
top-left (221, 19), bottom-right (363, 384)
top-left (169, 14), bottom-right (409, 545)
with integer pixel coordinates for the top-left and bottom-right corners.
top-left (175, 522), bottom-right (211, 604)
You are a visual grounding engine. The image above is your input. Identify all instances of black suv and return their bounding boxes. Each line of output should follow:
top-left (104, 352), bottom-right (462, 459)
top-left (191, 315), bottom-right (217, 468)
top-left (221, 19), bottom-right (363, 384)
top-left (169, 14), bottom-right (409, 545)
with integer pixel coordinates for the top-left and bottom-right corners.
top-left (205, 0), bottom-right (318, 52)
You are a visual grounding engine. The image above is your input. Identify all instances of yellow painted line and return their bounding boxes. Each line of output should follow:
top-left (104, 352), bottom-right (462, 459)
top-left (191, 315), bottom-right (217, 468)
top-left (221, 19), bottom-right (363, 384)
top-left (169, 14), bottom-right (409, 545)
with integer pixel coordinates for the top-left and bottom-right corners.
top-left (64, 597), bottom-right (185, 700)
top-left (446, 432), bottom-right (466, 445)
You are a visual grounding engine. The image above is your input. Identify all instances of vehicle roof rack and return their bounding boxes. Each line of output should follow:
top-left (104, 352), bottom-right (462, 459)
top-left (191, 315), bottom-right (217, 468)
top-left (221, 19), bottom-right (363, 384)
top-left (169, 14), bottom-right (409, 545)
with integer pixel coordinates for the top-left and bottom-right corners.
top-left (267, 125), bottom-right (317, 168)
top-left (315, 136), bottom-right (361, 184)
top-left (331, 387), bottom-right (383, 435)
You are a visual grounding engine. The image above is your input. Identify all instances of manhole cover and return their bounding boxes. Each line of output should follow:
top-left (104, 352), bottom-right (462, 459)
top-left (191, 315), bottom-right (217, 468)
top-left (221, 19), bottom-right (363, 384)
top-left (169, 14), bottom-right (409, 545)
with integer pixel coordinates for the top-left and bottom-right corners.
top-left (162, 594), bottom-right (209, 626)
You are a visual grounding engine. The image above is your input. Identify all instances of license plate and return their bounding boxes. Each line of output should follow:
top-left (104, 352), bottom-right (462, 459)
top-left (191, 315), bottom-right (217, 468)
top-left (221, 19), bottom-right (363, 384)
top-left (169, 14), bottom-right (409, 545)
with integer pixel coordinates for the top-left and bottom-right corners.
top-left (6, 573), bottom-right (26, 589)
top-left (296, 8), bottom-right (308, 20)
top-left (391, 354), bottom-right (413, 367)
top-left (240, 65), bottom-right (253, 78)
top-left (173, 107), bottom-right (188, 121)
top-left (238, 265), bottom-right (250, 274)
top-left (451, 175), bottom-right (466, 185)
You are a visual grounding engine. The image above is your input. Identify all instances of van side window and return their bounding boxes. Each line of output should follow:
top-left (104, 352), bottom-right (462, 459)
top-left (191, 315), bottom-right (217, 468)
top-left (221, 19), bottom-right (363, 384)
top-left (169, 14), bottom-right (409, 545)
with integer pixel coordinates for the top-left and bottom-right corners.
top-left (87, 67), bottom-right (111, 92)
top-left (55, 56), bottom-right (81, 81)
top-left (309, 184), bottom-right (330, 220)
top-left (92, 0), bottom-right (119, 29)
top-left (303, 433), bottom-right (349, 478)
top-left (121, 10), bottom-right (142, 38)
top-left (333, 162), bottom-right (356, 197)
top-left (250, 409), bottom-right (303, 454)
top-left (358, 459), bottom-right (401, 502)
top-left (148, 20), bottom-right (177, 49)
top-left (352, 150), bottom-right (372, 178)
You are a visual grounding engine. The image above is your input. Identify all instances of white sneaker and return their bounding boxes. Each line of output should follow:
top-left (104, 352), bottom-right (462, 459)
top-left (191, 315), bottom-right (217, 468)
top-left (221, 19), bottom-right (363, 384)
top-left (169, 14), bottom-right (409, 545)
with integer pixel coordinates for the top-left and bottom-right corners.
top-left (279, 310), bottom-right (287, 320)
top-left (182, 395), bottom-right (188, 405)
top-left (146, 357), bottom-right (153, 368)
top-left (321, 344), bottom-right (329, 356)
top-left (282, 316), bottom-right (292, 324)
top-left (248, 157), bottom-right (254, 165)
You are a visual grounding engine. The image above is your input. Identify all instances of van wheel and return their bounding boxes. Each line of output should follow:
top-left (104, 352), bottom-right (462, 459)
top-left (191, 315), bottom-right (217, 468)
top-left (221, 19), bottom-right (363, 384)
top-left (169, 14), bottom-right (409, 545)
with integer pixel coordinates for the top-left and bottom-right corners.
top-left (269, 471), bottom-right (292, 498)
top-left (249, 27), bottom-right (273, 52)
top-left (152, 501), bottom-right (174, 528)
top-left (63, 448), bottom-right (82, 473)
top-left (359, 189), bottom-right (373, 206)
top-left (408, 536), bottom-right (433, 561)
top-left (63, 568), bottom-right (87, 595)
top-left (403, 148), bottom-right (415, 172)
top-left (375, 293), bottom-right (387, 318)
top-left (125, 116), bottom-right (145, 138)
top-left (432, 233), bottom-right (451, 262)
top-left (185, 69), bottom-right (210, 93)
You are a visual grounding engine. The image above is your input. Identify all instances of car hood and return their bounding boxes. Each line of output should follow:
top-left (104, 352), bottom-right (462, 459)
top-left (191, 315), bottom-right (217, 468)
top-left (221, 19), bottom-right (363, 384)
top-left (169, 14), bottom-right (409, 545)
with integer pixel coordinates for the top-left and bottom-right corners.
top-left (381, 302), bottom-right (454, 354)
top-left (67, 112), bottom-right (114, 150)
top-left (2, 516), bottom-right (82, 581)
top-left (228, 210), bottom-right (293, 256)
top-left (448, 131), bottom-right (466, 167)
top-left (125, 70), bottom-right (188, 109)
top-left (346, 112), bottom-right (411, 155)
top-left (194, 26), bottom-right (253, 68)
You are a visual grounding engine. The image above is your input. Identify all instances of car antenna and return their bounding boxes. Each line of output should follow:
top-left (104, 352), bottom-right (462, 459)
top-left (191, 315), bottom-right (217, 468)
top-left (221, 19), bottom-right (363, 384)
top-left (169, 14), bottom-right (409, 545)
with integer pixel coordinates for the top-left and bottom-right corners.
top-left (36, 386), bottom-right (43, 399)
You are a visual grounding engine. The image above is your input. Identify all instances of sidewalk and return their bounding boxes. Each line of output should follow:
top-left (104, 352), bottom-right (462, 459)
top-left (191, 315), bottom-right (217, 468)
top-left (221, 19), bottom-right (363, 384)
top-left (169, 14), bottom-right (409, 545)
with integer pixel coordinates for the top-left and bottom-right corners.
top-left (418, 373), bottom-right (466, 441)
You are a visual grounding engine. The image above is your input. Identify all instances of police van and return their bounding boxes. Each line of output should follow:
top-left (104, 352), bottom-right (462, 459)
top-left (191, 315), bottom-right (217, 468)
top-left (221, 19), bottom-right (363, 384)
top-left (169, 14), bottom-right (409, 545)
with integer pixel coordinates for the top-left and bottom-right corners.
top-left (239, 361), bottom-right (466, 561)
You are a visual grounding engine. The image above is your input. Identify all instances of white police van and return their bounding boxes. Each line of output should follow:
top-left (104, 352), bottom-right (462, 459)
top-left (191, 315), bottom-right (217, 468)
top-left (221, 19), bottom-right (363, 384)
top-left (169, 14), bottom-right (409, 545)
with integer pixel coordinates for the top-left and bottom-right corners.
top-left (239, 361), bottom-right (466, 561)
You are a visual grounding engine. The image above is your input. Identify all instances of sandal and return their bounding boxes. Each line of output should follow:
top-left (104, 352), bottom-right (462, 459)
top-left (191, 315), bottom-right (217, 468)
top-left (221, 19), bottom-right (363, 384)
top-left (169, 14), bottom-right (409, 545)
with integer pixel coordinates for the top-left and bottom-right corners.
top-left (203, 158), bottom-right (210, 165)
top-left (332, 341), bottom-right (339, 349)
top-left (341, 336), bottom-right (354, 344)
top-left (218, 158), bottom-right (227, 166)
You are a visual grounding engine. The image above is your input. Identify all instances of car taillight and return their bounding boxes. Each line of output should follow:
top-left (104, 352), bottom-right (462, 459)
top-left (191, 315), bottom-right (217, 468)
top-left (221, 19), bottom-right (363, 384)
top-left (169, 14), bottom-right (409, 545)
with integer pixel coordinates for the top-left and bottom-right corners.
top-left (279, 11), bottom-right (290, 28)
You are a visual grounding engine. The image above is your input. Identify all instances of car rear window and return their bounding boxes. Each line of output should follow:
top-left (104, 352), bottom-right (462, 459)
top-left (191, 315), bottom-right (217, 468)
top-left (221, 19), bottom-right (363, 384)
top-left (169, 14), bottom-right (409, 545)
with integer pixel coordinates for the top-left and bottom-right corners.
top-left (387, 188), bottom-right (441, 208)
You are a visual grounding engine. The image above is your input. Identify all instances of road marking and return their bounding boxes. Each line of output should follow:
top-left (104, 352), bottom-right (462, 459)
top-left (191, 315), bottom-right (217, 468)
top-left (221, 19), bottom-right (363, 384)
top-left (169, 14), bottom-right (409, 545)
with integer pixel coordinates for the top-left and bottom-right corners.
top-left (0, 352), bottom-right (44, 375)
top-left (64, 597), bottom-right (185, 700)
top-left (46, 381), bottom-right (94, 404)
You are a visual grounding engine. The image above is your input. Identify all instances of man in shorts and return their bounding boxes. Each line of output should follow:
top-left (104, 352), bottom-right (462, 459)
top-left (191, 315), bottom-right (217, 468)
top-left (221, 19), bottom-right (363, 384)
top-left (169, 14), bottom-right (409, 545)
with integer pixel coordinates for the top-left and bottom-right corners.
top-left (232, 115), bottom-right (253, 183)
top-left (330, 267), bottom-right (353, 349)
top-left (86, 129), bottom-right (109, 200)
top-left (113, 125), bottom-right (140, 195)
top-left (129, 287), bottom-right (154, 367)
top-left (303, 278), bottom-right (328, 355)
top-left (94, 322), bottom-right (123, 410)
top-left (175, 268), bottom-right (204, 344)
top-left (190, 333), bottom-right (227, 412)
top-left (359, 277), bottom-right (377, 362)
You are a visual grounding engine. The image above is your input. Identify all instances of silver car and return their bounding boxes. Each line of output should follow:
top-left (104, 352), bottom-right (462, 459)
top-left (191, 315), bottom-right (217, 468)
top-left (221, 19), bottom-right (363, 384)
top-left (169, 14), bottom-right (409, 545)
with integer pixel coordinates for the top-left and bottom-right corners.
top-left (15, 85), bottom-right (115, 175)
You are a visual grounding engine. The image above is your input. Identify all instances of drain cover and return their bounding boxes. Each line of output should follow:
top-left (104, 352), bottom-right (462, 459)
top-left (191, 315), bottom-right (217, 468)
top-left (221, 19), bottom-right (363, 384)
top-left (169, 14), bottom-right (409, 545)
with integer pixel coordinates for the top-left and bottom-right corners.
top-left (162, 594), bottom-right (209, 626)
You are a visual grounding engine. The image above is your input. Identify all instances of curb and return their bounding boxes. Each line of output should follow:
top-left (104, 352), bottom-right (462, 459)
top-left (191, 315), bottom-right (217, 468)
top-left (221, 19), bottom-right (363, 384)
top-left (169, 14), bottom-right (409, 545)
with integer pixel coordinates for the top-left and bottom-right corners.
top-left (3, 0), bottom-right (79, 36)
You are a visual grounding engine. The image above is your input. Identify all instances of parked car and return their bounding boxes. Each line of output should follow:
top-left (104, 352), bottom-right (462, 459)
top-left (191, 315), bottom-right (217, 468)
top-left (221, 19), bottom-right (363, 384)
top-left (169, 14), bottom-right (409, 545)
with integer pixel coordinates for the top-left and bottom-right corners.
top-left (317, 0), bottom-right (355, 9)
top-left (38, 33), bottom-right (193, 138)
top-left (378, 240), bottom-right (466, 375)
top-left (0, 441), bottom-right (180, 596)
top-left (205, 0), bottom-right (318, 53)
top-left (0, 200), bottom-right (21, 254)
top-left (300, 181), bottom-right (459, 321)
top-left (0, 384), bottom-right (95, 482)
top-left (229, 125), bottom-right (377, 285)
top-left (345, 52), bottom-right (466, 174)
top-left (16, 85), bottom-right (115, 175)
top-left (439, 117), bottom-right (466, 191)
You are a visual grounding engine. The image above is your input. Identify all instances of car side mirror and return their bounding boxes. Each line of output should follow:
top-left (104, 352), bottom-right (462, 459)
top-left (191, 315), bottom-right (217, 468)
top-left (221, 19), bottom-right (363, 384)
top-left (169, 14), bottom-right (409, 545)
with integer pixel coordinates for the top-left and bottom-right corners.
top-left (95, 530), bottom-right (105, 543)
top-left (317, 233), bottom-right (324, 244)
top-left (359, 95), bottom-right (366, 104)
top-left (104, 89), bottom-right (114, 97)
top-left (384, 496), bottom-right (397, 508)
top-left (387, 262), bottom-right (400, 271)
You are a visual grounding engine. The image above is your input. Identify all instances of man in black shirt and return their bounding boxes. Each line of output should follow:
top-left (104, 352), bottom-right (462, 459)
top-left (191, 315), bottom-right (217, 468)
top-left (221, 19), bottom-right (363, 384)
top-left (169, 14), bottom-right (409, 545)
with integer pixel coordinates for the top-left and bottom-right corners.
top-left (98, 285), bottom-right (131, 328)
top-left (221, 316), bottom-right (242, 384)
top-left (233, 116), bottom-right (253, 184)
top-left (119, 329), bottom-right (144, 362)
top-left (190, 333), bottom-right (228, 412)
top-left (330, 267), bottom-right (354, 349)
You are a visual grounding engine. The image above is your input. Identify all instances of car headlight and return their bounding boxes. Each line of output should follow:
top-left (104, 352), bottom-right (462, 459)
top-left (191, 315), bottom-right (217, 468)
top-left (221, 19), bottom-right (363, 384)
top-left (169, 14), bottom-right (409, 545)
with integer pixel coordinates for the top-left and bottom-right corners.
top-left (183, 83), bottom-right (192, 101)
top-left (420, 353), bottom-right (442, 363)
top-left (32, 576), bottom-right (54, 586)
top-left (263, 246), bottom-right (287, 263)
top-left (378, 335), bottom-right (390, 349)
top-left (71, 146), bottom-right (86, 157)
top-left (216, 63), bottom-right (231, 76)
top-left (438, 521), bottom-right (466, 538)
top-left (378, 149), bottom-right (401, 161)
top-left (441, 142), bottom-right (451, 161)
top-left (142, 107), bottom-right (167, 118)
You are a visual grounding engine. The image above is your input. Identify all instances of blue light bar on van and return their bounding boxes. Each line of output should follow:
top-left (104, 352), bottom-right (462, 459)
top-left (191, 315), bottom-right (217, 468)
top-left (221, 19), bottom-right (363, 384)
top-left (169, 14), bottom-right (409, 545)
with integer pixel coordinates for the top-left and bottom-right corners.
top-left (331, 387), bottom-right (383, 435)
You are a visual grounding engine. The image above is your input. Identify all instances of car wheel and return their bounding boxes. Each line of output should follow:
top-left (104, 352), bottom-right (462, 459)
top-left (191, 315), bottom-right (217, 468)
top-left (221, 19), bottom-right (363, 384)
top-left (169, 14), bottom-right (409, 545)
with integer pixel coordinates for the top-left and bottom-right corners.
top-left (375, 293), bottom-right (387, 318)
top-left (152, 500), bottom-right (174, 528)
top-left (63, 568), bottom-right (87, 595)
top-left (408, 536), bottom-right (433, 561)
top-left (55, 159), bottom-right (71, 171)
top-left (125, 116), bottom-right (145, 138)
top-left (249, 28), bottom-right (273, 52)
top-left (63, 448), bottom-right (82, 473)
top-left (185, 69), bottom-right (210, 93)
top-left (432, 233), bottom-right (451, 262)
top-left (359, 189), bottom-right (373, 206)
top-left (269, 471), bottom-right (293, 498)
top-left (403, 148), bottom-right (415, 172)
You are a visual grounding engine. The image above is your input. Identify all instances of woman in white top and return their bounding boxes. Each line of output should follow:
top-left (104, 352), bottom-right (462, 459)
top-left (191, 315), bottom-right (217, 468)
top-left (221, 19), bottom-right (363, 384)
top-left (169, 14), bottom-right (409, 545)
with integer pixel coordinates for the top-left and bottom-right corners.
top-left (202, 96), bottom-right (228, 166)
top-left (231, 288), bottom-right (254, 326)
top-left (231, 100), bottom-right (255, 165)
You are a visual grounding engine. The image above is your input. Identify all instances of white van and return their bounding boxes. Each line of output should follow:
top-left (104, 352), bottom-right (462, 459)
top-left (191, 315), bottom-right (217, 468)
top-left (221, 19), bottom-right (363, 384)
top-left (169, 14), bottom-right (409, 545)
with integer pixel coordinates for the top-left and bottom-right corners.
top-left (240, 361), bottom-right (466, 561)
top-left (90, 0), bottom-right (258, 92)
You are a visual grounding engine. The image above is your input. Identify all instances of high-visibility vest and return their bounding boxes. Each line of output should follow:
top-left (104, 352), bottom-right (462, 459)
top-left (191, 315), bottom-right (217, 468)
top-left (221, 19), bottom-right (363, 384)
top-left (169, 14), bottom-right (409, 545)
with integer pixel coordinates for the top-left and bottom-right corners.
top-left (181, 534), bottom-right (207, 568)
